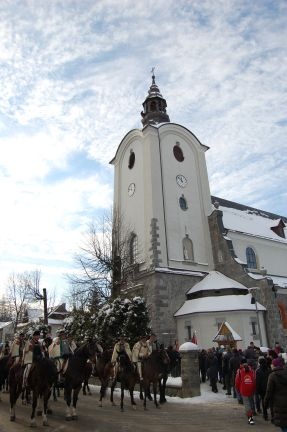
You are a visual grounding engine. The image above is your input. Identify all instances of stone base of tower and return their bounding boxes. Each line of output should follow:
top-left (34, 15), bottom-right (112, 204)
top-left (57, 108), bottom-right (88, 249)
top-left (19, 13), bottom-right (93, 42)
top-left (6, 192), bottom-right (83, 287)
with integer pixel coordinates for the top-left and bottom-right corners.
top-left (121, 268), bottom-right (205, 345)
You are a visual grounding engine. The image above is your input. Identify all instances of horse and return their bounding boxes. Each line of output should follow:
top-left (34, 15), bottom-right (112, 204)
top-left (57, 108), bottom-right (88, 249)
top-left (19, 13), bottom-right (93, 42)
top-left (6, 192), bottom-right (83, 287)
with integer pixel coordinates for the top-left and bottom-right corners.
top-left (0, 355), bottom-right (10, 389)
top-left (27, 357), bottom-right (58, 427)
top-left (159, 347), bottom-right (181, 404)
top-left (141, 349), bottom-right (170, 409)
top-left (8, 361), bottom-right (24, 421)
top-left (61, 339), bottom-right (99, 420)
top-left (82, 361), bottom-right (93, 396)
top-left (92, 348), bottom-right (114, 407)
top-left (110, 351), bottom-right (137, 411)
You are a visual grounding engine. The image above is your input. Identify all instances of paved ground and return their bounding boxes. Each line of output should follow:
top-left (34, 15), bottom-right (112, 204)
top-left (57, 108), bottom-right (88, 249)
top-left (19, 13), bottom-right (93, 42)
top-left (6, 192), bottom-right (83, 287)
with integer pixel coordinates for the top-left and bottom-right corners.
top-left (0, 386), bottom-right (277, 432)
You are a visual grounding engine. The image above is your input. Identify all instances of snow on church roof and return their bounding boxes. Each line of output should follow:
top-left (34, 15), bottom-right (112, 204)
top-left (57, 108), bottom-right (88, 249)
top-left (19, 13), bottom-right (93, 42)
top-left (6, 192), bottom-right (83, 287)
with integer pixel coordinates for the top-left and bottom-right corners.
top-left (174, 294), bottom-right (266, 317)
top-left (187, 271), bottom-right (248, 295)
top-left (212, 197), bottom-right (287, 243)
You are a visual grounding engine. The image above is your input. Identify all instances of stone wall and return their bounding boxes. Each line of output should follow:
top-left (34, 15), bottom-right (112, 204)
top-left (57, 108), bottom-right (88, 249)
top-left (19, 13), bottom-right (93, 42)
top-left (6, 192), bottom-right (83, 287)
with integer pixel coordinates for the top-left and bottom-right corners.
top-left (122, 269), bottom-right (204, 342)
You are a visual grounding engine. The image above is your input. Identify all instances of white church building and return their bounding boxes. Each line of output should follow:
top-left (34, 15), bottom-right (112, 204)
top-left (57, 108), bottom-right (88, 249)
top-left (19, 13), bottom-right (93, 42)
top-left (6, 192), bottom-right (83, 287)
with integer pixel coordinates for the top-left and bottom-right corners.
top-left (110, 74), bottom-right (287, 349)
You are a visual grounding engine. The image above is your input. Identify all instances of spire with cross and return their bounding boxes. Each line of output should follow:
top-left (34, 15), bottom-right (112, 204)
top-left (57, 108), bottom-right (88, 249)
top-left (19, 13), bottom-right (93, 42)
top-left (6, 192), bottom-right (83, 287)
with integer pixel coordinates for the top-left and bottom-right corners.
top-left (141, 69), bottom-right (170, 127)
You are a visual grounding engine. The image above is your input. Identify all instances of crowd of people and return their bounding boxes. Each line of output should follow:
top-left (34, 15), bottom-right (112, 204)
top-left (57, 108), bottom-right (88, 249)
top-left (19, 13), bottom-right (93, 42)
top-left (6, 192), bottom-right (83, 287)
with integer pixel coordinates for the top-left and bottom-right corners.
top-left (199, 341), bottom-right (287, 430)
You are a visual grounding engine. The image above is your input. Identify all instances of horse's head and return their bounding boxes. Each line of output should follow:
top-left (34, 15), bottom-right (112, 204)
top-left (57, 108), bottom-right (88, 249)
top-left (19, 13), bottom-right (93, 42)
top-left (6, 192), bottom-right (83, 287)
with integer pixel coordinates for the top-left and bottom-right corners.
top-left (78, 340), bottom-right (100, 363)
top-left (159, 348), bottom-right (170, 366)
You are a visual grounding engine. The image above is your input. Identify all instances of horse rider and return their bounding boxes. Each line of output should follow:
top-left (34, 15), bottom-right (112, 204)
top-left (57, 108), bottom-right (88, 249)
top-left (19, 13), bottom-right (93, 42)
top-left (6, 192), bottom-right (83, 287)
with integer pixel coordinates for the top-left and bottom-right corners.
top-left (132, 335), bottom-right (150, 382)
top-left (48, 329), bottom-right (73, 380)
top-left (147, 333), bottom-right (158, 353)
top-left (42, 333), bottom-right (53, 358)
top-left (10, 332), bottom-right (25, 365)
top-left (22, 330), bottom-right (43, 388)
top-left (111, 335), bottom-right (132, 377)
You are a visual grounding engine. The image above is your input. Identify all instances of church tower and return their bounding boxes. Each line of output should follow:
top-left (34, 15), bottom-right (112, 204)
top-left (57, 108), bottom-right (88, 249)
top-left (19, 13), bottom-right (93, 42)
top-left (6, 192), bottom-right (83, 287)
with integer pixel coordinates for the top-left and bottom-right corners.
top-left (110, 74), bottom-right (214, 339)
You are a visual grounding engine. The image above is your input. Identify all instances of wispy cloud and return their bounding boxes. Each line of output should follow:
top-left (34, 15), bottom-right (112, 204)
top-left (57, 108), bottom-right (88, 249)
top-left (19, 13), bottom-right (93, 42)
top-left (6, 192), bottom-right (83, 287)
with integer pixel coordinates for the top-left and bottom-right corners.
top-left (0, 0), bottom-right (286, 297)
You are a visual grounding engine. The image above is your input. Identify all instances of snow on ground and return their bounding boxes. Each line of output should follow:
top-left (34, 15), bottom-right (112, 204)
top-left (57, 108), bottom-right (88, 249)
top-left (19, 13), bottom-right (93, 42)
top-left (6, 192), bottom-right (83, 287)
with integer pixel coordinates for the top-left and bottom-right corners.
top-left (90, 379), bottom-right (236, 406)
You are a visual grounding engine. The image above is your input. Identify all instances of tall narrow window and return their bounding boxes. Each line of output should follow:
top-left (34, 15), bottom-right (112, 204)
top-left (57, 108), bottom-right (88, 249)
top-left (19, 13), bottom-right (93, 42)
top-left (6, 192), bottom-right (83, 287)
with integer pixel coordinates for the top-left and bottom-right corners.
top-left (246, 247), bottom-right (257, 269)
top-left (179, 195), bottom-right (188, 210)
top-left (182, 235), bottom-right (194, 261)
top-left (173, 143), bottom-right (184, 162)
top-left (130, 233), bottom-right (138, 264)
top-left (128, 151), bottom-right (135, 169)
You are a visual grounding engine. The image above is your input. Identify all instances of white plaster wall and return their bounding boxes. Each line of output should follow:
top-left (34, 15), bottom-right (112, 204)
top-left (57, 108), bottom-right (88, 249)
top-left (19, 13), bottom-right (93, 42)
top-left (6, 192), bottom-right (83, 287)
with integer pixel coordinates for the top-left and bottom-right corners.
top-left (112, 123), bottom-right (214, 272)
top-left (158, 124), bottom-right (214, 272)
top-left (229, 231), bottom-right (287, 277)
top-left (175, 309), bottom-right (267, 349)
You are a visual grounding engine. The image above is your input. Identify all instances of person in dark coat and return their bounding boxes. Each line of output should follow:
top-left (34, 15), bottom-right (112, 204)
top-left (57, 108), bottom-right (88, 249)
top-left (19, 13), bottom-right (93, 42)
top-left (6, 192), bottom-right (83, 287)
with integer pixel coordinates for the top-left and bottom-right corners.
top-left (207, 349), bottom-right (219, 393)
top-left (256, 356), bottom-right (271, 420)
top-left (222, 347), bottom-right (232, 395)
top-left (264, 357), bottom-right (287, 432)
top-left (198, 349), bottom-right (208, 383)
top-left (244, 342), bottom-right (259, 368)
top-left (229, 348), bottom-right (243, 401)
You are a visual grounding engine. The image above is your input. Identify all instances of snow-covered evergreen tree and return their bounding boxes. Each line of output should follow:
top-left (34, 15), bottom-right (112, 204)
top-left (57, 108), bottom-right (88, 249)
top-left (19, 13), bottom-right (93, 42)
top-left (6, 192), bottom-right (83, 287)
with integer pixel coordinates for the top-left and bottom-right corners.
top-left (95, 296), bottom-right (150, 348)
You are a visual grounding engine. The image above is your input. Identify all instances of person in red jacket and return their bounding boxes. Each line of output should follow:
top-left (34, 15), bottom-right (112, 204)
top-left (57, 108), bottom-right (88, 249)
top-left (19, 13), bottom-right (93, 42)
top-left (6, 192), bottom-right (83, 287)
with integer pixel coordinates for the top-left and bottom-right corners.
top-left (235, 358), bottom-right (256, 426)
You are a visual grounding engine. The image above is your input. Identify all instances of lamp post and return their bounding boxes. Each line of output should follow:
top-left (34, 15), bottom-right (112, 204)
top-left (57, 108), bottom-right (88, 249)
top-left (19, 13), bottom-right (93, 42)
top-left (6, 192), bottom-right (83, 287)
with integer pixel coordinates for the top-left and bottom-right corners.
top-left (249, 287), bottom-right (263, 347)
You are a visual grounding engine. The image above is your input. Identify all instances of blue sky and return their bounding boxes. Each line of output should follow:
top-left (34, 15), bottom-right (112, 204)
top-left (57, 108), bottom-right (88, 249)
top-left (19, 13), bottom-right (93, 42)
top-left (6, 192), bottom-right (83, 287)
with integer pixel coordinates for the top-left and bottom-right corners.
top-left (0, 0), bottom-right (286, 301)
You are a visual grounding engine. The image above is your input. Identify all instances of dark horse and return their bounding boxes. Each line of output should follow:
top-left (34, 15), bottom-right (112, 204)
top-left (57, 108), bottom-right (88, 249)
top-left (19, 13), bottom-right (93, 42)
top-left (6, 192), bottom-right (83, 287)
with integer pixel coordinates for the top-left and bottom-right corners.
top-left (9, 357), bottom-right (57, 426)
top-left (28, 357), bottom-right (58, 427)
top-left (141, 349), bottom-right (170, 409)
top-left (0, 355), bottom-right (11, 396)
top-left (110, 351), bottom-right (137, 411)
top-left (82, 361), bottom-right (93, 396)
top-left (62, 340), bottom-right (99, 420)
top-left (8, 361), bottom-right (24, 421)
top-left (92, 349), bottom-right (114, 407)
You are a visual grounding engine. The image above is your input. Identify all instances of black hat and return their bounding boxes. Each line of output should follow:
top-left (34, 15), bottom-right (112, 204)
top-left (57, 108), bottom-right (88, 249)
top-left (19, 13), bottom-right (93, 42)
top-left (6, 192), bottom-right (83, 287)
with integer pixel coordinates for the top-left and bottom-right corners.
top-left (33, 330), bottom-right (41, 336)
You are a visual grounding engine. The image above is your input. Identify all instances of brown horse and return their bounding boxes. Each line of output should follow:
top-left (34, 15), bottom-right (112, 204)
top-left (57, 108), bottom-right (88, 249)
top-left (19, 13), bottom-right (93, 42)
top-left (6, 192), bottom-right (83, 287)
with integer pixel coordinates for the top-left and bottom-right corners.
top-left (110, 351), bottom-right (137, 411)
top-left (28, 357), bottom-right (58, 427)
top-left (62, 340), bottom-right (99, 420)
top-left (8, 357), bottom-right (57, 426)
top-left (141, 349), bottom-right (170, 409)
top-left (92, 349), bottom-right (114, 406)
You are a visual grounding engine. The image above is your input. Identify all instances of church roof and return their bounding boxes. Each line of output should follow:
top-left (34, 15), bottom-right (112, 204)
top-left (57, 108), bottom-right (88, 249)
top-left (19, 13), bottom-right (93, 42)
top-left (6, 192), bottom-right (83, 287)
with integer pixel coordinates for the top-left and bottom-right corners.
top-left (174, 293), bottom-right (266, 317)
top-left (212, 196), bottom-right (287, 243)
top-left (186, 271), bottom-right (247, 295)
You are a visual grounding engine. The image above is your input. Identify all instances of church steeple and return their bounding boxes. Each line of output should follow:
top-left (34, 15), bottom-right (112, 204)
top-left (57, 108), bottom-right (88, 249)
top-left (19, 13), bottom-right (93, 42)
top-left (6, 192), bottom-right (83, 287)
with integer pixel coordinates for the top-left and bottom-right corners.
top-left (141, 69), bottom-right (170, 127)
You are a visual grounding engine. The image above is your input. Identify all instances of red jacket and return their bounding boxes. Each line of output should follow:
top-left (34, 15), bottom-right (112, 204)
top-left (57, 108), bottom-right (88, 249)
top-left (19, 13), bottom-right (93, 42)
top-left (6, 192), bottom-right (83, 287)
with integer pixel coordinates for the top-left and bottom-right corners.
top-left (235, 364), bottom-right (256, 397)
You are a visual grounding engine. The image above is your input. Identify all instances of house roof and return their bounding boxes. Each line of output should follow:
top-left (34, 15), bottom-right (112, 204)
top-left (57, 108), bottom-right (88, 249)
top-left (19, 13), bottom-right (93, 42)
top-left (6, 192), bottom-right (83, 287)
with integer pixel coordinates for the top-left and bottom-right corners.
top-left (174, 294), bottom-right (266, 317)
top-left (0, 321), bottom-right (13, 329)
top-left (187, 271), bottom-right (248, 295)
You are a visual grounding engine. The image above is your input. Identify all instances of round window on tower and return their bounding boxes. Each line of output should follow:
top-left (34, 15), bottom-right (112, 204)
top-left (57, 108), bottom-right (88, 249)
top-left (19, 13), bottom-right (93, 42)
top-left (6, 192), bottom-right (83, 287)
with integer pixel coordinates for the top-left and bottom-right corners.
top-left (128, 151), bottom-right (135, 169)
top-left (173, 143), bottom-right (184, 162)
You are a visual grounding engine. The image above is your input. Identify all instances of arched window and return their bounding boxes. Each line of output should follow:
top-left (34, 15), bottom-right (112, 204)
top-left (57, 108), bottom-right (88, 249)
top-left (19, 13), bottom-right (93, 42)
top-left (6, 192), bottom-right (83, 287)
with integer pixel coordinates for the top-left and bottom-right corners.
top-left (130, 233), bottom-right (138, 264)
top-left (128, 151), bottom-right (135, 169)
top-left (182, 235), bottom-right (194, 261)
top-left (246, 247), bottom-right (257, 269)
top-left (179, 195), bottom-right (188, 211)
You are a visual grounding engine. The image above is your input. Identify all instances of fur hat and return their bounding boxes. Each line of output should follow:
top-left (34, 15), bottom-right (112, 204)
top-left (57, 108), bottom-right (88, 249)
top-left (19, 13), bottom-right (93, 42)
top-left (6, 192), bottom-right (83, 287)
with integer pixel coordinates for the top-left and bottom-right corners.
top-left (33, 330), bottom-right (41, 336)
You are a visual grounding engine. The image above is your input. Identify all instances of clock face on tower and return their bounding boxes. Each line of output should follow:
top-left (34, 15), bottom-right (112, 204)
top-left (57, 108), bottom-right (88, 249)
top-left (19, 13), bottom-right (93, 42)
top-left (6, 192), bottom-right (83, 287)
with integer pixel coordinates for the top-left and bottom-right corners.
top-left (128, 183), bottom-right (136, 196)
top-left (176, 174), bottom-right (187, 188)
